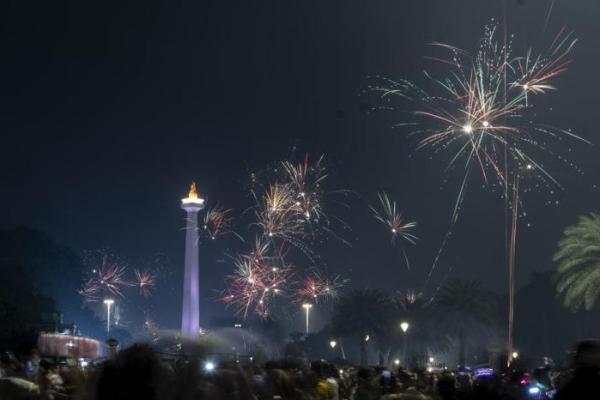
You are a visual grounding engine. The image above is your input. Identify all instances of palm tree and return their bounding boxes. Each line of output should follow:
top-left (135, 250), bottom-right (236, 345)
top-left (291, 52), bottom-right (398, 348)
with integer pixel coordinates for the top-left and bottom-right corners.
top-left (554, 213), bottom-right (600, 311)
top-left (331, 289), bottom-right (396, 366)
top-left (434, 279), bottom-right (498, 369)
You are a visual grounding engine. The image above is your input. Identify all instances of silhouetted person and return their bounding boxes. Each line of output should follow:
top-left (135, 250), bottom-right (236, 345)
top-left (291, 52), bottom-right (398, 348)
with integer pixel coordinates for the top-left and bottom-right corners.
top-left (555, 340), bottom-right (600, 400)
top-left (95, 344), bottom-right (172, 400)
top-left (437, 373), bottom-right (457, 400)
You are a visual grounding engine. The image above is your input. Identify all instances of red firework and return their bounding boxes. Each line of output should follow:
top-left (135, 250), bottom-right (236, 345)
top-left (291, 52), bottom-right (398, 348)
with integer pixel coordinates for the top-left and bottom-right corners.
top-left (135, 269), bottom-right (156, 298)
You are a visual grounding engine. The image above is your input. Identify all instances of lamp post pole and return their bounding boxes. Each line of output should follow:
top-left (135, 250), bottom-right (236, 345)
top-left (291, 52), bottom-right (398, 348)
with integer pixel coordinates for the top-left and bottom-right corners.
top-left (302, 303), bottom-right (313, 334)
top-left (103, 299), bottom-right (114, 335)
top-left (400, 321), bottom-right (410, 367)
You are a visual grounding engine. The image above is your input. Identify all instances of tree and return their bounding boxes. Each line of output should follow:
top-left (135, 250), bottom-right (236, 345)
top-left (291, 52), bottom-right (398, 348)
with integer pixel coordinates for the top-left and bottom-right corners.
top-left (434, 279), bottom-right (498, 369)
top-left (554, 213), bottom-right (600, 311)
top-left (0, 262), bottom-right (59, 349)
top-left (331, 289), bottom-right (396, 366)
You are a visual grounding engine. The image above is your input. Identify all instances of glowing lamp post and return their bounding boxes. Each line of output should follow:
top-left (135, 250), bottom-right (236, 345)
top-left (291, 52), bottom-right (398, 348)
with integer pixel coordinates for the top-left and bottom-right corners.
top-left (181, 182), bottom-right (205, 337)
top-left (302, 303), bottom-right (313, 334)
top-left (329, 339), bottom-right (337, 360)
top-left (400, 321), bottom-right (410, 367)
top-left (103, 299), bottom-right (114, 334)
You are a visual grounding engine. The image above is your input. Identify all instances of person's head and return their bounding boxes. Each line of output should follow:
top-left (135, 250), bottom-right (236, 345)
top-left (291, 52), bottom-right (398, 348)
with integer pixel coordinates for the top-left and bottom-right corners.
top-left (357, 367), bottom-right (372, 381)
top-left (572, 340), bottom-right (600, 371)
top-left (437, 373), bottom-right (456, 399)
top-left (311, 360), bottom-right (329, 379)
top-left (96, 344), bottom-right (165, 400)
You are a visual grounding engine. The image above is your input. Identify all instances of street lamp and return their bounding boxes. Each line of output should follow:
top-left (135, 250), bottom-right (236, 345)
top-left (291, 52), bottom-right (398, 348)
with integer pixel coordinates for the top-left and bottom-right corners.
top-left (400, 321), bottom-right (410, 333)
top-left (400, 321), bottom-right (410, 367)
top-left (302, 303), bottom-right (313, 334)
top-left (329, 340), bottom-right (337, 349)
top-left (103, 299), bottom-right (114, 334)
top-left (512, 351), bottom-right (519, 360)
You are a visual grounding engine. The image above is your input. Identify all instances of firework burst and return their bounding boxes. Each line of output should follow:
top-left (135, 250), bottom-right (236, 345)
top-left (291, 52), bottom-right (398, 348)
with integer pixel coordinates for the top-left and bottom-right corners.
top-left (370, 192), bottom-right (417, 245)
top-left (282, 154), bottom-right (327, 223)
top-left (296, 271), bottom-right (346, 304)
top-left (221, 154), bottom-right (352, 318)
top-left (202, 204), bottom-right (242, 241)
top-left (254, 183), bottom-right (305, 240)
top-left (370, 23), bottom-right (586, 219)
top-left (79, 253), bottom-right (132, 302)
top-left (370, 19), bottom-right (589, 365)
top-left (134, 269), bottom-right (156, 298)
top-left (220, 239), bottom-right (292, 318)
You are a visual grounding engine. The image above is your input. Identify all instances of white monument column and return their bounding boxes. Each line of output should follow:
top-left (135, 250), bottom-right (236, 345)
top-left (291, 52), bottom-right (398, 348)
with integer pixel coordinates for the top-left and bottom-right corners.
top-left (180, 182), bottom-right (205, 336)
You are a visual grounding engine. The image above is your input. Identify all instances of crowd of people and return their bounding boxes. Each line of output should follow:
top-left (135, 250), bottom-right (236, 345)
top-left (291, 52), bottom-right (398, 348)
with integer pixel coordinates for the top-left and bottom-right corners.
top-left (1, 340), bottom-right (599, 400)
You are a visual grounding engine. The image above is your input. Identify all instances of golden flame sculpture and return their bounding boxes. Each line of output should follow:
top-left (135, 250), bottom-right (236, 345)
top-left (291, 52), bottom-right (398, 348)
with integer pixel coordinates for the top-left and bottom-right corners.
top-left (188, 181), bottom-right (199, 199)
top-left (182, 181), bottom-right (204, 206)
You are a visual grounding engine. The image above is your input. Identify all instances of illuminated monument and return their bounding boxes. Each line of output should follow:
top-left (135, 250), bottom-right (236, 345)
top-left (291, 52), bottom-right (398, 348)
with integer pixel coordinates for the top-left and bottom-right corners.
top-left (180, 182), bottom-right (205, 336)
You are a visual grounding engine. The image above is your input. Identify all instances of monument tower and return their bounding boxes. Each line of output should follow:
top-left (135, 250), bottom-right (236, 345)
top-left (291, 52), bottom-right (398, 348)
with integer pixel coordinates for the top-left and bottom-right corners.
top-left (180, 182), bottom-right (205, 336)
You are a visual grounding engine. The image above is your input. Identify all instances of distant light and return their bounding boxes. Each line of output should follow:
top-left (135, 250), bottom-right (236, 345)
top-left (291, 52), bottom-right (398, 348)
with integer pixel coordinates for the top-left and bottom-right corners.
top-left (394, 359), bottom-right (400, 366)
top-left (474, 368), bottom-right (494, 377)
top-left (528, 387), bottom-right (541, 395)
top-left (523, 84), bottom-right (529, 91)
top-left (463, 125), bottom-right (473, 134)
top-left (234, 323), bottom-right (242, 328)
top-left (204, 361), bottom-right (216, 372)
top-left (103, 299), bottom-right (114, 305)
top-left (302, 303), bottom-right (313, 310)
top-left (526, 164), bottom-right (533, 170)
top-left (427, 367), bottom-right (433, 372)
top-left (512, 351), bottom-right (519, 359)
top-left (181, 198), bottom-right (205, 205)
top-left (329, 340), bottom-right (337, 349)
top-left (364, 334), bottom-right (370, 342)
top-left (482, 121), bottom-right (490, 127)
top-left (429, 357), bottom-right (435, 363)
top-left (400, 321), bottom-right (410, 333)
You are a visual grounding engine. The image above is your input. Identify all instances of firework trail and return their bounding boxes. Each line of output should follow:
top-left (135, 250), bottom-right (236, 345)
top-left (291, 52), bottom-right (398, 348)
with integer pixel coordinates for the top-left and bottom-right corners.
top-left (543, 0), bottom-right (557, 32)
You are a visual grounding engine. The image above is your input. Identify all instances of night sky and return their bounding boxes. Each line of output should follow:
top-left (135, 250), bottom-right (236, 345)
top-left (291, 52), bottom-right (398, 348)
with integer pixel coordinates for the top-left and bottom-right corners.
top-left (2, 0), bottom-right (600, 330)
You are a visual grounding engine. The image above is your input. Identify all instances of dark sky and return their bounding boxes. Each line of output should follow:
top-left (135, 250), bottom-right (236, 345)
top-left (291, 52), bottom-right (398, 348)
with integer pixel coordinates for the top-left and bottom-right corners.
top-left (2, 0), bottom-right (600, 330)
